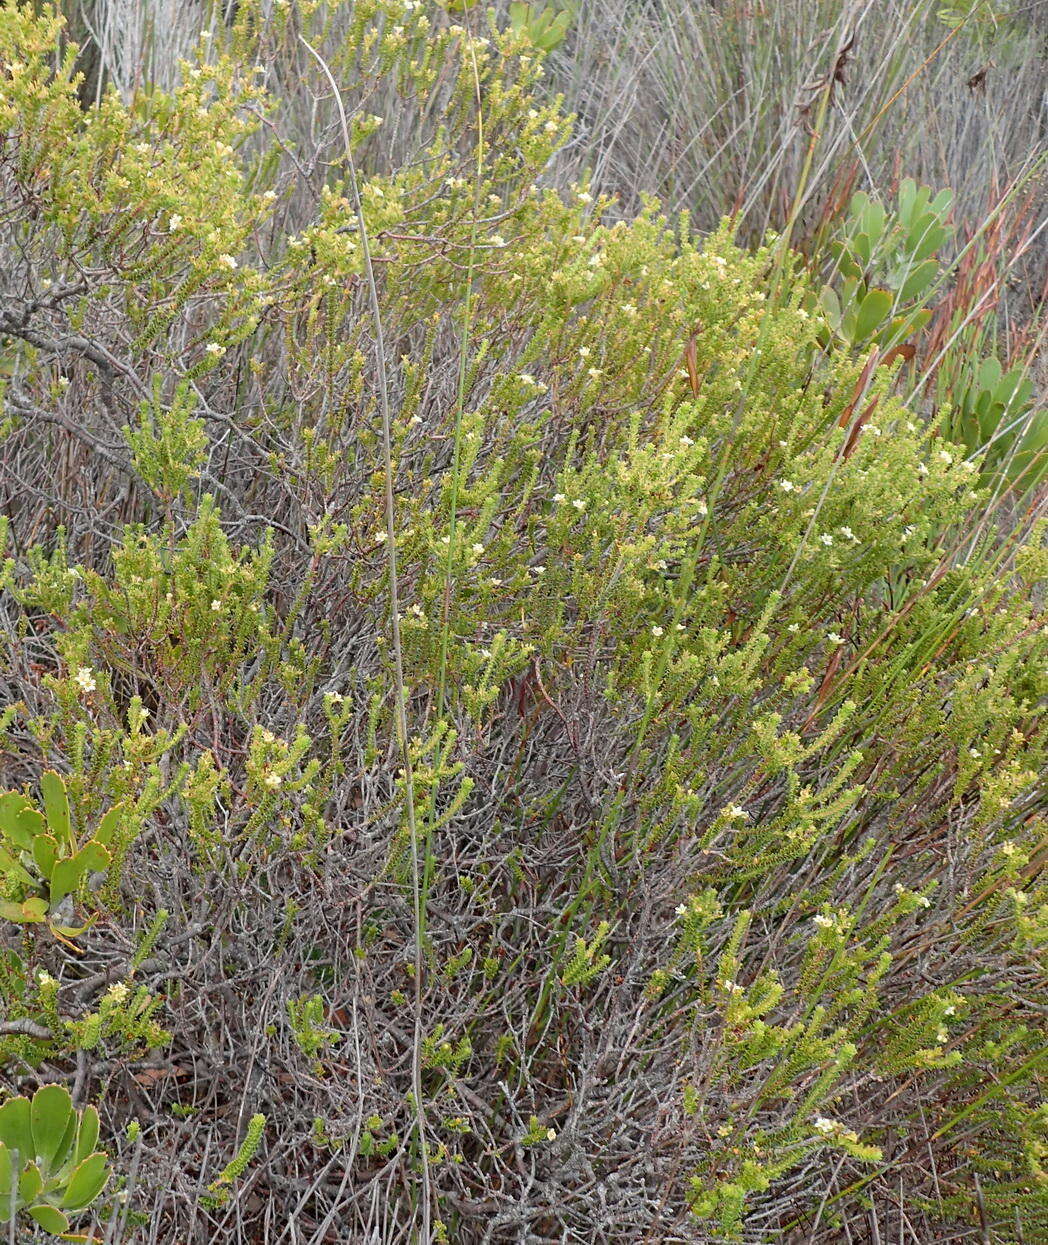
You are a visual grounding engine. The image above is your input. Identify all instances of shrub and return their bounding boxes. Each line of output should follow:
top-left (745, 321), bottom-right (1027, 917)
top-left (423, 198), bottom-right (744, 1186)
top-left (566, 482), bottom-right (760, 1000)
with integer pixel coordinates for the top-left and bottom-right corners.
top-left (0, 1084), bottom-right (110, 1235)
top-left (0, 2), bottom-right (1044, 1241)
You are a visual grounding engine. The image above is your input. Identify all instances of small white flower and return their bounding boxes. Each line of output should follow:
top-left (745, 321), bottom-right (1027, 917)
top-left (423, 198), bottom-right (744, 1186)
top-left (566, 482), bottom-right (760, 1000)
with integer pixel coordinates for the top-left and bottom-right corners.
top-left (168, 213), bottom-right (183, 231)
top-left (374, 530), bottom-right (388, 544)
top-left (205, 342), bottom-right (226, 357)
top-left (675, 902), bottom-right (689, 916)
top-left (211, 599), bottom-right (222, 611)
top-left (814, 914), bottom-right (834, 929)
top-left (651, 626), bottom-right (664, 638)
top-left (937, 450), bottom-right (952, 464)
top-left (968, 747), bottom-right (981, 758)
top-left (826, 632), bottom-right (844, 646)
top-left (787, 623), bottom-right (800, 633)
top-left (588, 361), bottom-right (604, 375)
top-left (578, 346), bottom-right (591, 358)
top-left (587, 252), bottom-right (603, 268)
top-left (37, 970), bottom-right (56, 986)
top-left (217, 253), bottom-right (238, 270)
top-left (679, 435), bottom-right (694, 447)
top-left (726, 805), bottom-right (748, 820)
top-left (571, 498), bottom-right (586, 511)
top-left (620, 302), bottom-right (637, 316)
top-left (106, 982), bottom-right (130, 1004)
top-left (819, 533), bottom-right (834, 546)
top-left (917, 462), bottom-right (929, 476)
top-left (74, 666), bottom-right (96, 693)
top-left (553, 493), bottom-right (566, 503)
top-left (489, 234), bottom-right (506, 248)
top-left (327, 691), bottom-right (345, 704)
top-left (577, 191), bottom-right (593, 204)
top-left (839, 526), bottom-right (857, 541)
top-left (471, 542), bottom-right (485, 555)
top-left (532, 565), bottom-right (545, 575)
top-left (696, 500), bottom-right (709, 517)
top-left (814, 1117), bottom-right (837, 1134)
top-left (778, 480), bottom-right (795, 492)
top-left (263, 771), bottom-right (282, 790)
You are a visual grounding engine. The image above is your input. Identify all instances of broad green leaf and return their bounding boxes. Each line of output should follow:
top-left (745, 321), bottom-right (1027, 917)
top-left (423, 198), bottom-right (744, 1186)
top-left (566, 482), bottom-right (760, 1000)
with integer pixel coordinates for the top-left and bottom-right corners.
top-left (32, 833), bottom-right (59, 881)
top-left (854, 287), bottom-right (893, 342)
top-left (897, 178), bottom-right (917, 225)
top-left (0, 1143), bottom-right (12, 1209)
top-left (31, 1086), bottom-right (73, 1169)
top-left (908, 217), bottom-right (947, 262)
top-left (18, 1161), bottom-right (43, 1203)
top-left (61, 1153), bottom-right (110, 1211)
top-left (997, 370), bottom-right (1032, 412)
top-left (28, 1202), bottom-right (70, 1234)
top-left (859, 200), bottom-right (886, 246)
top-left (849, 191), bottom-right (870, 218)
top-left (976, 357), bottom-right (1002, 390)
top-left (93, 804), bottom-right (126, 849)
top-left (930, 187), bottom-right (953, 217)
top-left (851, 231), bottom-right (873, 266)
top-left (73, 1108), bottom-right (99, 1167)
top-left (40, 772), bottom-right (72, 852)
top-left (0, 898), bottom-right (46, 923)
top-left (0, 846), bottom-right (34, 888)
top-left (0, 797), bottom-right (43, 852)
top-left (897, 259), bottom-right (939, 302)
top-left (50, 842), bottom-right (110, 908)
top-left (1006, 414), bottom-right (1048, 491)
top-left (53, 1111), bottom-right (79, 1175)
top-left (818, 285), bottom-right (841, 329)
top-left (972, 397), bottom-right (994, 434)
top-left (0, 1098), bottom-right (33, 1160)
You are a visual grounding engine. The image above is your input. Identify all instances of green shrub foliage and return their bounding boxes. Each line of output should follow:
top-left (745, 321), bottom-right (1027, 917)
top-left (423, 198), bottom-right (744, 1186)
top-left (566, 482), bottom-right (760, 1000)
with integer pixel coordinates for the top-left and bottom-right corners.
top-left (0, 1084), bottom-right (110, 1235)
top-left (0, 2), bottom-right (1044, 1240)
